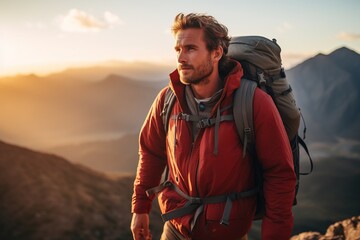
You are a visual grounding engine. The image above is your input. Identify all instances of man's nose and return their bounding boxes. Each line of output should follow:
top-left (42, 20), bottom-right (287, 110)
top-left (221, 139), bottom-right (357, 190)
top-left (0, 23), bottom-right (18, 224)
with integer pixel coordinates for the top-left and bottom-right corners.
top-left (177, 50), bottom-right (186, 63)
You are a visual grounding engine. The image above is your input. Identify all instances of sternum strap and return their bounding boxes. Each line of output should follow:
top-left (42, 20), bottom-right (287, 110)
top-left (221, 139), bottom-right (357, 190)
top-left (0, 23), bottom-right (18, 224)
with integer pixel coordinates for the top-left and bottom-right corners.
top-left (171, 113), bottom-right (233, 129)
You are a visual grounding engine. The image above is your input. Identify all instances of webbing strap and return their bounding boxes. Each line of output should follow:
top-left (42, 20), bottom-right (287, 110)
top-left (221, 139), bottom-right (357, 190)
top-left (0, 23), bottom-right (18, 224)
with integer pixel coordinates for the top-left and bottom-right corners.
top-left (171, 113), bottom-right (202, 122)
top-left (162, 201), bottom-right (199, 222)
top-left (298, 136), bottom-right (314, 175)
top-left (150, 181), bottom-right (258, 229)
top-left (233, 79), bottom-right (257, 158)
top-left (146, 180), bottom-right (172, 197)
top-left (220, 196), bottom-right (232, 226)
top-left (170, 113), bottom-right (234, 129)
top-left (197, 115), bottom-right (233, 129)
top-left (191, 205), bottom-right (204, 230)
top-left (213, 107), bottom-right (221, 155)
top-left (161, 88), bottom-right (176, 133)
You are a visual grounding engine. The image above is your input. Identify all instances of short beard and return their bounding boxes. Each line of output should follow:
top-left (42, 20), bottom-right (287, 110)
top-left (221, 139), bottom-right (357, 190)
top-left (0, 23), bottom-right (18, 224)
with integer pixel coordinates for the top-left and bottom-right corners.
top-left (180, 58), bottom-right (213, 86)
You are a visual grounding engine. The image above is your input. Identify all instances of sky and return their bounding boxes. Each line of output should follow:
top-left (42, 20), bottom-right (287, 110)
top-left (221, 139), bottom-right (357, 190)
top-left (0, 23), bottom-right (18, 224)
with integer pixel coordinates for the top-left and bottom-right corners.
top-left (0, 0), bottom-right (360, 77)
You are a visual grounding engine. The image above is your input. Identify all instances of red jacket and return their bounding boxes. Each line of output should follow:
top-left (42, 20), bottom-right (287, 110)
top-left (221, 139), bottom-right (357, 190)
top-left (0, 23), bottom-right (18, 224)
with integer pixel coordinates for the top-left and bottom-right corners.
top-left (132, 61), bottom-right (296, 240)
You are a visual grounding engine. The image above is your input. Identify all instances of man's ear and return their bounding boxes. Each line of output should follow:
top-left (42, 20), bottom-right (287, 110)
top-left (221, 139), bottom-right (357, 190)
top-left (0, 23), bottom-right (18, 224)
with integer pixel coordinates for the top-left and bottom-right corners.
top-left (213, 46), bottom-right (224, 61)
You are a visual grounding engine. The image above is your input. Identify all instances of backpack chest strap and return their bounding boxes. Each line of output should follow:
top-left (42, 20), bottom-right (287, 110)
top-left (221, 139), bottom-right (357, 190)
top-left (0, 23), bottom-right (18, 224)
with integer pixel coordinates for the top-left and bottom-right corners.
top-left (170, 113), bottom-right (234, 129)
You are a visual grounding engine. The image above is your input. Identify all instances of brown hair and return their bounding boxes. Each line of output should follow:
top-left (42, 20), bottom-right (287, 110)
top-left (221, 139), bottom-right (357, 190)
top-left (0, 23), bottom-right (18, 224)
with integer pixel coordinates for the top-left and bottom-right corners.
top-left (171, 13), bottom-right (232, 73)
top-left (172, 13), bottom-right (230, 54)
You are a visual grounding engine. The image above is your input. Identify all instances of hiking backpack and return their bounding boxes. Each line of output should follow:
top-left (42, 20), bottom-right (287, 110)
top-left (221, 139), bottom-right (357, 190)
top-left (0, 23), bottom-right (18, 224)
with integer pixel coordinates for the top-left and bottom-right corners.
top-left (159, 35), bottom-right (313, 220)
top-left (227, 36), bottom-right (313, 219)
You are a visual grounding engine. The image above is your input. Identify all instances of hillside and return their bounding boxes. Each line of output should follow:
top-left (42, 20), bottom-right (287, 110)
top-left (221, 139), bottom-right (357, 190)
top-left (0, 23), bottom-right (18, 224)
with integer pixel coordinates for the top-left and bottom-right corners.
top-left (1, 139), bottom-right (359, 239)
top-left (0, 140), bottom-right (163, 240)
top-left (47, 133), bottom-right (139, 174)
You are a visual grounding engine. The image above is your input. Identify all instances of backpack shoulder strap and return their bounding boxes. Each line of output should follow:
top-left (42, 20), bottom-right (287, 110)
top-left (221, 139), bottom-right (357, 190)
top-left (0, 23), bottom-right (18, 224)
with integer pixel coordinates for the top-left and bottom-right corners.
top-left (234, 79), bottom-right (265, 220)
top-left (158, 87), bottom-right (176, 183)
top-left (233, 78), bottom-right (257, 158)
top-left (161, 87), bottom-right (176, 133)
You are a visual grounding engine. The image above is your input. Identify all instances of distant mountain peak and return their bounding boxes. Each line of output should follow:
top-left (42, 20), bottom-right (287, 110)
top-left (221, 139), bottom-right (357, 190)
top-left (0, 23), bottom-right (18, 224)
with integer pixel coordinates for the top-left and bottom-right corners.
top-left (328, 46), bottom-right (359, 58)
top-left (291, 46), bottom-right (360, 71)
top-left (314, 53), bottom-right (326, 58)
top-left (286, 44), bottom-right (360, 141)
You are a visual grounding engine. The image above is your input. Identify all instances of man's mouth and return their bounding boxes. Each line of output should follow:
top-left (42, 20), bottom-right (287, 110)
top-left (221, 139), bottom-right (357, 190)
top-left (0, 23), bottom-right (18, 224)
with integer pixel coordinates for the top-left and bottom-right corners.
top-left (179, 65), bottom-right (193, 70)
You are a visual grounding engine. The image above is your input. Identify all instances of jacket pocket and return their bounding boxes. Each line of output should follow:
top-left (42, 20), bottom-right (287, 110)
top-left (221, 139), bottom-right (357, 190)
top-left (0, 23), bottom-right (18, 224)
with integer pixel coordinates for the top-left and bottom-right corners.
top-left (204, 197), bottom-right (255, 222)
top-left (158, 187), bottom-right (187, 215)
top-left (191, 198), bottom-right (255, 239)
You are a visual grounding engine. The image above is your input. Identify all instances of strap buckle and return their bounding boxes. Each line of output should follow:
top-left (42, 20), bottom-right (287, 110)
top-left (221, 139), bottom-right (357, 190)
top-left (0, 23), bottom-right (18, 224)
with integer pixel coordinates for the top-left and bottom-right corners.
top-left (258, 72), bottom-right (266, 86)
top-left (188, 197), bottom-right (202, 205)
top-left (197, 118), bottom-right (212, 128)
top-left (244, 127), bottom-right (252, 136)
top-left (177, 113), bottom-right (190, 121)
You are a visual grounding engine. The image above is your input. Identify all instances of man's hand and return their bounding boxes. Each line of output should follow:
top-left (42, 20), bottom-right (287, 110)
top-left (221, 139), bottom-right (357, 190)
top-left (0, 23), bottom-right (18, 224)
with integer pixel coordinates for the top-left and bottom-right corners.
top-left (130, 213), bottom-right (152, 240)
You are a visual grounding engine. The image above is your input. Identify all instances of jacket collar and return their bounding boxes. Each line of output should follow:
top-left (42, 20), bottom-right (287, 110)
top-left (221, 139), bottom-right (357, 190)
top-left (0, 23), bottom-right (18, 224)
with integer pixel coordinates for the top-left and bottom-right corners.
top-left (168, 60), bottom-right (244, 111)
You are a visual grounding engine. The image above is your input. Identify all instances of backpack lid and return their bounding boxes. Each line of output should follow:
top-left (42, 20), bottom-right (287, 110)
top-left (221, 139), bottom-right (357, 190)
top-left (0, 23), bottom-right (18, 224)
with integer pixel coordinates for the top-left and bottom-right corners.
top-left (227, 36), bottom-right (282, 71)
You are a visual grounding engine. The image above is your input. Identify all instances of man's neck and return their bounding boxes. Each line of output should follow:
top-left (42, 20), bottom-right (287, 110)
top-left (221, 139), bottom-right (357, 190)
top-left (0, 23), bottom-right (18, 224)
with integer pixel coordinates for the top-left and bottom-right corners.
top-left (190, 75), bottom-right (222, 99)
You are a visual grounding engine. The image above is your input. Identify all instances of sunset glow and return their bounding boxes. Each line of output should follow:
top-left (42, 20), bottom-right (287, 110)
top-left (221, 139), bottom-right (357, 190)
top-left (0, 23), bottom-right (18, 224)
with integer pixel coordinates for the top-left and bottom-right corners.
top-left (1, 0), bottom-right (359, 77)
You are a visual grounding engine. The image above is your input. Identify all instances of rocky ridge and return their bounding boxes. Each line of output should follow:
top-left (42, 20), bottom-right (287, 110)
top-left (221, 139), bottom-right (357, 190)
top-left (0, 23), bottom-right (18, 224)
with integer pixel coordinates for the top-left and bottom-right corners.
top-left (291, 216), bottom-right (360, 240)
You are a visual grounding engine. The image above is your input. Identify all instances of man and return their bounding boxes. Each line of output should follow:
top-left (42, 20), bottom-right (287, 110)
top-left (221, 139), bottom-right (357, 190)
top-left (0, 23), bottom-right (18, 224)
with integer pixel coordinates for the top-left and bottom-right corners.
top-left (131, 13), bottom-right (296, 240)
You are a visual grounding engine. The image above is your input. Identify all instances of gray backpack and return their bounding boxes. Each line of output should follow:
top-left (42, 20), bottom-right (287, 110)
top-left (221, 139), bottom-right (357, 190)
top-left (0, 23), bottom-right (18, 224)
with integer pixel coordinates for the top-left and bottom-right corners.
top-left (160, 36), bottom-right (313, 220)
top-left (228, 36), bottom-right (313, 218)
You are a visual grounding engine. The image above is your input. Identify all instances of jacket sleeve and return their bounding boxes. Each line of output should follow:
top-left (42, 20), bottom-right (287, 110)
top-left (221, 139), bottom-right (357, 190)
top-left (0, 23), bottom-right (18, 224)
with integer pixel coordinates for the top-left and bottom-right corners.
top-left (253, 89), bottom-right (297, 240)
top-left (131, 87), bottom-right (168, 214)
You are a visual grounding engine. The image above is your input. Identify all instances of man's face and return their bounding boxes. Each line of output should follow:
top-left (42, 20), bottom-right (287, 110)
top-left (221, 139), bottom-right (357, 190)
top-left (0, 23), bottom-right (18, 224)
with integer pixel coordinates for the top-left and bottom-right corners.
top-left (174, 28), bottom-right (215, 85)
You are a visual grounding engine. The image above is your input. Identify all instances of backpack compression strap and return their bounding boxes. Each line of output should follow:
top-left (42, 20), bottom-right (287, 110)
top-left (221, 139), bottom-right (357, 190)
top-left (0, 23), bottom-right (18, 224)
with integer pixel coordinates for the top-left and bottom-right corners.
top-left (298, 136), bottom-right (314, 175)
top-left (233, 78), bottom-right (258, 158)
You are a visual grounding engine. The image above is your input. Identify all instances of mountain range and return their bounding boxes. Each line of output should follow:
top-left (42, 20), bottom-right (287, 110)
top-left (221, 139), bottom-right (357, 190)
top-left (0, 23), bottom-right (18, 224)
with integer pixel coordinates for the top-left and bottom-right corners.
top-left (1, 47), bottom-right (359, 175)
top-left (0, 48), bottom-right (360, 238)
top-left (287, 47), bottom-right (360, 141)
top-left (0, 64), bottom-right (168, 149)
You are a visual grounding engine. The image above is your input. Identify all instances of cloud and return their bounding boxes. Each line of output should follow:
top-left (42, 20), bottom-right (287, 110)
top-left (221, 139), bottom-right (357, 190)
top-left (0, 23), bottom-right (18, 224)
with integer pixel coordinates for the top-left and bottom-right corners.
top-left (104, 11), bottom-right (121, 25)
top-left (337, 32), bottom-right (360, 41)
top-left (276, 22), bottom-right (293, 33)
top-left (59, 9), bottom-right (122, 33)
